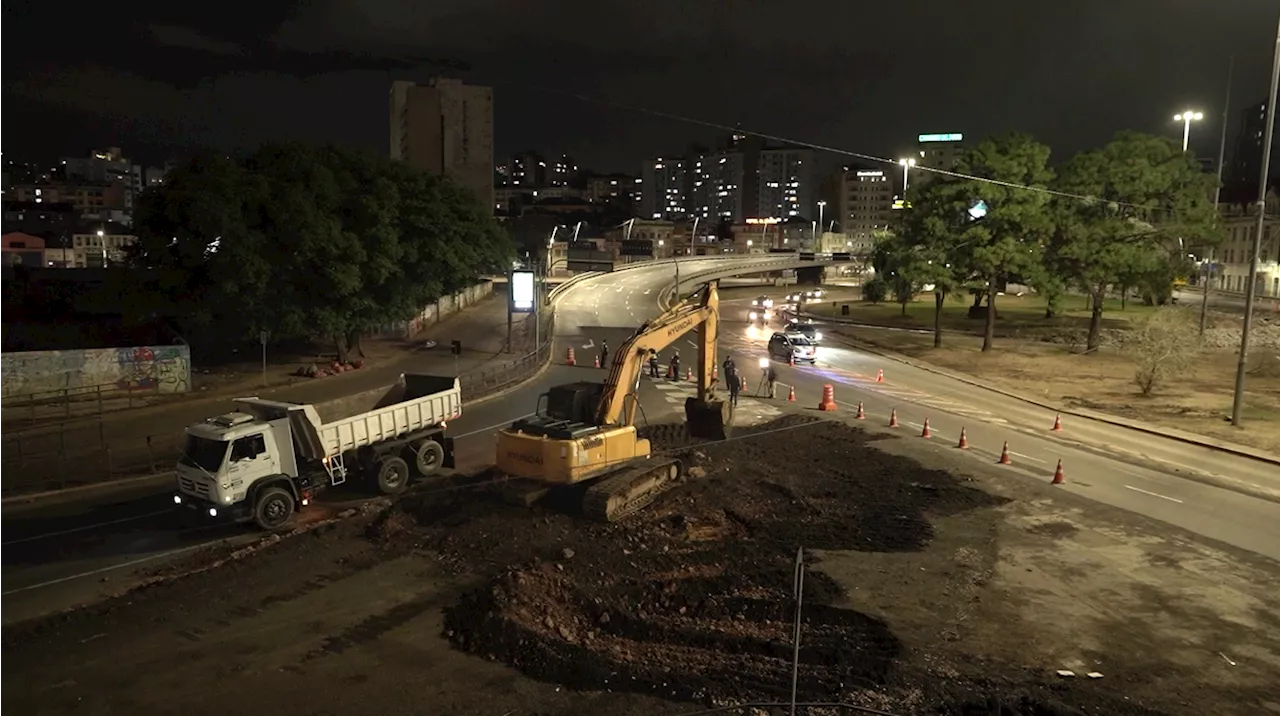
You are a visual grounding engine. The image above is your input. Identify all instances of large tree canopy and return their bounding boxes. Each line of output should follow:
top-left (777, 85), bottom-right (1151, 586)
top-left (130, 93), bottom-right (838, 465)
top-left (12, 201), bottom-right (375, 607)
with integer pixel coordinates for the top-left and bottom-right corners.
top-left (1051, 131), bottom-right (1220, 351)
top-left (131, 144), bottom-right (514, 361)
top-left (896, 132), bottom-right (1056, 351)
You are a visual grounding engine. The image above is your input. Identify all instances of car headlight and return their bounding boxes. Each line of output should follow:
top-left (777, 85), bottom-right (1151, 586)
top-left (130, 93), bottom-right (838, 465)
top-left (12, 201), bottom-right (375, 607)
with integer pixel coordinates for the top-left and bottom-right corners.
top-left (814, 332), bottom-right (823, 341)
top-left (749, 311), bottom-right (758, 320)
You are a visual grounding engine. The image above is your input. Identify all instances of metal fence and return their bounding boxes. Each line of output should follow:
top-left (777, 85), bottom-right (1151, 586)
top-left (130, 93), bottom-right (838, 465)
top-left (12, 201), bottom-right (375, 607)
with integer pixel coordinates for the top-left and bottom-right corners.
top-left (0, 311), bottom-right (557, 497)
top-left (2, 382), bottom-right (167, 428)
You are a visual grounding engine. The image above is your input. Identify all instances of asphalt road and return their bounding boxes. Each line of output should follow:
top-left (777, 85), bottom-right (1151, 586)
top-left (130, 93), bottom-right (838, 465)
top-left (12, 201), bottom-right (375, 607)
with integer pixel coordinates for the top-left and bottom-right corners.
top-left (6, 258), bottom-right (1280, 625)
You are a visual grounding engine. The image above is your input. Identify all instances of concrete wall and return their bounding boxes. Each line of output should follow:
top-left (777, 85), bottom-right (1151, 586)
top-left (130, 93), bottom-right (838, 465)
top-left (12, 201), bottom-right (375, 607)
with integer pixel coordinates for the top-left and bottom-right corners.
top-left (1, 344), bottom-right (191, 399)
top-left (395, 281), bottom-right (495, 339)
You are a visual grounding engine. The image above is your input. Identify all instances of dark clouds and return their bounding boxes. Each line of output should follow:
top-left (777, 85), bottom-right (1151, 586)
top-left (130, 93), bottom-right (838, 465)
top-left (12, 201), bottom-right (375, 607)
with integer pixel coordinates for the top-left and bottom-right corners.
top-left (3, 0), bottom-right (1277, 171)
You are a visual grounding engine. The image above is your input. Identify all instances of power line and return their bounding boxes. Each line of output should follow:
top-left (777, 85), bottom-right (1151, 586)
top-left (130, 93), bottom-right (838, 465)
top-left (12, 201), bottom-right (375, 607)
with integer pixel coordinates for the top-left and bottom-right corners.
top-left (516, 82), bottom-right (1147, 210)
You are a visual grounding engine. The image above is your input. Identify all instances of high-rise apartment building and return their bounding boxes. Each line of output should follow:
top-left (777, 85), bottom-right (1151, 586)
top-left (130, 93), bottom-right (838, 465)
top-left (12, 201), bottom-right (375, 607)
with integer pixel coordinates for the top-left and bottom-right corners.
top-left (641, 157), bottom-right (688, 219)
top-left (910, 133), bottom-right (965, 192)
top-left (757, 148), bottom-right (815, 220)
top-left (1226, 100), bottom-right (1280, 202)
top-left (390, 78), bottom-right (494, 211)
top-left (838, 167), bottom-right (894, 250)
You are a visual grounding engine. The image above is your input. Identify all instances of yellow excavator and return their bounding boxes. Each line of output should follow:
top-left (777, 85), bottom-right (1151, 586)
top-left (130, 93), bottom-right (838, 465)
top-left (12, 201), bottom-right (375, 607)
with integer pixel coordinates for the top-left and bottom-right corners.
top-left (495, 280), bottom-right (731, 521)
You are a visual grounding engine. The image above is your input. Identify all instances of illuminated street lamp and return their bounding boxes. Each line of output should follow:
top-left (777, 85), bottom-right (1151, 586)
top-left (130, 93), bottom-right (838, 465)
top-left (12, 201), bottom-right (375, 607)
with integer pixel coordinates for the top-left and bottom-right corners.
top-left (97, 228), bottom-right (106, 267)
top-left (1173, 110), bottom-right (1204, 152)
top-left (898, 157), bottom-right (917, 194)
top-left (817, 200), bottom-right (826, 243)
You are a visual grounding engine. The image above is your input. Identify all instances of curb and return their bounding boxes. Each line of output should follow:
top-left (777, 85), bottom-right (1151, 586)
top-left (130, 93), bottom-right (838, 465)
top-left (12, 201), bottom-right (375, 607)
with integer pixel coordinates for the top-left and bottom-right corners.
top-left (820, 325), bottom-right (1280, 469)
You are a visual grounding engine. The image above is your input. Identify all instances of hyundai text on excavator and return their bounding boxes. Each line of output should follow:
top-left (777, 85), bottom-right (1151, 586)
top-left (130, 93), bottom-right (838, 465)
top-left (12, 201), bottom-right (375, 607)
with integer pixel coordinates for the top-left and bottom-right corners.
top-left (495, 281), bottom-right (731, 521)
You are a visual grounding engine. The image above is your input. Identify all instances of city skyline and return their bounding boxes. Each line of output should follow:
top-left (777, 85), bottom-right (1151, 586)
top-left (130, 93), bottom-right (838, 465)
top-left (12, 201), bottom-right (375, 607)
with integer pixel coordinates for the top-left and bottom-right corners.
top-left (5, 2), bottom-right (1279, 174)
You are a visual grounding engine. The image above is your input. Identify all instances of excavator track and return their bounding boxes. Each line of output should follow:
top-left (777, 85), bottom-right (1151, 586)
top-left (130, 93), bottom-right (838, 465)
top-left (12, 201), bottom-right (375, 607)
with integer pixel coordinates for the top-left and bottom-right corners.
top-left (581, 458), bottom-right (683, 522)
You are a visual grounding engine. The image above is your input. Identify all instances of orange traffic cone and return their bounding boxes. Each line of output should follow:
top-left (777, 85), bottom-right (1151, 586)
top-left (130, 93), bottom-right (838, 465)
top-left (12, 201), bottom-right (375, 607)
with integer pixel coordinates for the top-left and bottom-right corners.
top-left (957, 427), bottom-right (969, 449)
top-left (998, 442), bottom-right (1012, 465)
top-left (855, 401), bottom-right (865, 419)
top-left (788, 353), bottom-right (795, 367)
top-left (787, 385), bottom-right (796, 402)
top-left (566, 347), bottom-right (576, 366)
top-left (593, 354), bottom-right (600, 368)
top-left (1051, 413), bottom-right (1063, 432)
top-left (686, 367), bottom-right (694, 382)
top-left (1051, 460), bottom-right (1065, 485)
top-left (818, 384), bottom-right (837, 411)
top-left (888, 409), bottom-right (900, 428)
top-left (741, 375), bottom-right (748, 391)
top-left (920, 418), bottom-right (932, 438)
top-left (713, 366), bottom-right (718, 381)
top-left (876, 369), bottom-right (884, 383)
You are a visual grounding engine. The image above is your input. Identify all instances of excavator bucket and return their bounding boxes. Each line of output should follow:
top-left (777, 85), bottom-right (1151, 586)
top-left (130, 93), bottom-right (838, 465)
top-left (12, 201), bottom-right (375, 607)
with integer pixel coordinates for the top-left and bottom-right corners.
top-left (685, 397), bottom-right (732, 441)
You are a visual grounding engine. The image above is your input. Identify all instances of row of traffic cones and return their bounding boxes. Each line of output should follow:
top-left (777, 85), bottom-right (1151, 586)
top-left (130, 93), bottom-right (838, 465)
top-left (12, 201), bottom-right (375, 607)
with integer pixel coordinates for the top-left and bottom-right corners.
top-left (880, 407), bottom-right (1066, 483)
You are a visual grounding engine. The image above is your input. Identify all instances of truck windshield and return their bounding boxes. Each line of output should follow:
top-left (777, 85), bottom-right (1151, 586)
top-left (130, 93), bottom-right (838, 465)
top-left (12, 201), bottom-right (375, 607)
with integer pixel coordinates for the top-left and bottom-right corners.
top-left (179, 435), bottom-right (229, 473)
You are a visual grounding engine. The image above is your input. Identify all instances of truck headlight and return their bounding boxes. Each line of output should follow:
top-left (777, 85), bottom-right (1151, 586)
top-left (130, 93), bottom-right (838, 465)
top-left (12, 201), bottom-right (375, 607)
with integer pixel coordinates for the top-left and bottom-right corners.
top-left (208, 507), bottom-right (218, 518)
top-left (749, 311), bottom-right (758, 320)
top-left (173, 494), bottom-right (182, 504)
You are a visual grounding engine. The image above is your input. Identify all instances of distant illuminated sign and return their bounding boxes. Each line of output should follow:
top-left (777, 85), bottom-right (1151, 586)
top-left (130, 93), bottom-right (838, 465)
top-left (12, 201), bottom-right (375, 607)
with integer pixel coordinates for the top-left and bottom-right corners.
top-left (918, 133), bottom-right (963, 143)
top-left (511, 270), bottom-right (535, 312)
top-left (856, 171), bottom-right (884, 177)
top-left (968, 200), bottom-right (989, 221)
top-left (892, 199), bottom-right (909, 210)
top-left (745, 218), bottom-right (782, 225)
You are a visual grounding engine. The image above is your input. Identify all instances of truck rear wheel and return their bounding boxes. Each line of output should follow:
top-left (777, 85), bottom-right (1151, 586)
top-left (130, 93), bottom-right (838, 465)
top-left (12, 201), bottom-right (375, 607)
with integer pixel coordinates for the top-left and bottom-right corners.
top-left (254, 487), bottom-right (295, 531)
top-left (376, 456), bottom-right (411, 495)
top-left (414, 439), bottom-right (445, 476)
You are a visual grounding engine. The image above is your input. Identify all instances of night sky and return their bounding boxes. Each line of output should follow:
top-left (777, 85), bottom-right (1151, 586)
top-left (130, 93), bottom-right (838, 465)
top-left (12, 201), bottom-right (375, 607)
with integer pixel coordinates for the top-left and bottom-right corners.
top-left (4, 0), bottom-right (1278, 171)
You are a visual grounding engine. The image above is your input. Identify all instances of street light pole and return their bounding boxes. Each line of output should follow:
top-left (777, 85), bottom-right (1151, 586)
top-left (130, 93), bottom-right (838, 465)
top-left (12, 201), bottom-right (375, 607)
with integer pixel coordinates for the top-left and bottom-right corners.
top-left (1231, 11), bottom-right (1280, 427)
top-left (898, 158), bottom-right (917, 197)
top-left (1174, 110), bottom-right (1204, 153)
top-left (1202, 56), bottom-right (1234, 337)
top-left (817, 201), bottom-right (826, 249)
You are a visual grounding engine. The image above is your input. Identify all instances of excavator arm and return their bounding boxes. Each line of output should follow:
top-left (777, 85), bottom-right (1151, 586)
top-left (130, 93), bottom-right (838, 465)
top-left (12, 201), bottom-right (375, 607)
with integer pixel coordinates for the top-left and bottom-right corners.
top-left (595, 281), bottom-right (730, 439)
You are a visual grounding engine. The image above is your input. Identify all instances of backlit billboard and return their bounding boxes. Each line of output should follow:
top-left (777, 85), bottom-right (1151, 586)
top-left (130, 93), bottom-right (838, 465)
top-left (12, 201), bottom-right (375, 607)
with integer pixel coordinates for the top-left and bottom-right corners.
top-left (511, 270), bottom-right (535, 313)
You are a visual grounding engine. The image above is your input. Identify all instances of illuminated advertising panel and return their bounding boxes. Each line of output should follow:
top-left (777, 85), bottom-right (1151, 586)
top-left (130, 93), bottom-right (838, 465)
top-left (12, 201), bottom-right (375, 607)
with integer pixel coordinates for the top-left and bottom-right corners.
top-left (918, 133), bottom-right (963, 143)
top-left (511, 270), bottom-right (535, 313)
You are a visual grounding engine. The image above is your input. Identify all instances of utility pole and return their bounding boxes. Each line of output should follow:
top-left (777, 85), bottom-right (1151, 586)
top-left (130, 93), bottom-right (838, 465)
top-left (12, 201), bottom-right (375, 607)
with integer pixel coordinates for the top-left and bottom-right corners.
top-left (1202, 56), bottom-right (1234, 337)
top-left (1231, 12), bottom-right (1280, 427)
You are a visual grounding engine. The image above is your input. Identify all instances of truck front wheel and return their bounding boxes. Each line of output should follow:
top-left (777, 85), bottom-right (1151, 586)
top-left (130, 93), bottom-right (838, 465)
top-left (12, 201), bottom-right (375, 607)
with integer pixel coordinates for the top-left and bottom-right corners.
top-left (376, 456), bottom-right (411, 495)
top-left (414, 439), bottom-right (445, 476)
top-left (254, 487), bottom-right (295, 531)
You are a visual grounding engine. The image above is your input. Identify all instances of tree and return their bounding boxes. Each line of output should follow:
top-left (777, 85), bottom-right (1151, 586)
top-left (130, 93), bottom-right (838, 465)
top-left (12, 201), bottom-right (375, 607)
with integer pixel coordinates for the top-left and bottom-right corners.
top-left (903, 133), bottom-right (1056, 351)
top-left (130, 144), bottom-right (514, 362)
top-left (1052, 132), bottom-right (1220, 352)
top-left (1127, 308), bottom-right (1196, 396)
top-left (861, 277), bottom-right (888, 304)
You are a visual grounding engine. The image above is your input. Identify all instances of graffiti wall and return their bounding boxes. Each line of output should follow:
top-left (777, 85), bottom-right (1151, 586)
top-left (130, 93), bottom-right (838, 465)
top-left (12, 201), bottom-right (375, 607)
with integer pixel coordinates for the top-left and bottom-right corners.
top-left (1, 344), bottom-right (191, 399)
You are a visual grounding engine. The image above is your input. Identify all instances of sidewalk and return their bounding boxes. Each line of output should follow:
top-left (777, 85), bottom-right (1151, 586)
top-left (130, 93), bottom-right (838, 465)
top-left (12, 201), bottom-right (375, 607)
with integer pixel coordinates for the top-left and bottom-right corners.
top-left (0, 295), bottom-right (534, 493)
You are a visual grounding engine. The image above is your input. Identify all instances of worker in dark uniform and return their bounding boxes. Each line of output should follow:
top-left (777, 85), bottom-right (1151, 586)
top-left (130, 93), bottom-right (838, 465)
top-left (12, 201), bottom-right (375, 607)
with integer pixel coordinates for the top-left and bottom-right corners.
top-left (723, 355), bottom-right (740, 406)
top-left (766, 363), bottom-right (779, 398)
top-left (669, 350), bottom-right (681, 379)
top-left (599, 339), bottom-right (609, 368)
top-left (648, 349), bottom-right (660, 378)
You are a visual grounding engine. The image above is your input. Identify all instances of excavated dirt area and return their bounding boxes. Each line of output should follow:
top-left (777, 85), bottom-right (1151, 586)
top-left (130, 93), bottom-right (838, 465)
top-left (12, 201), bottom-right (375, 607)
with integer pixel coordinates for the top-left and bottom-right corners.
top-left (5, 415), bottom-right (1277, 716)
top-left (419, 417), bottom-right (1177, 714)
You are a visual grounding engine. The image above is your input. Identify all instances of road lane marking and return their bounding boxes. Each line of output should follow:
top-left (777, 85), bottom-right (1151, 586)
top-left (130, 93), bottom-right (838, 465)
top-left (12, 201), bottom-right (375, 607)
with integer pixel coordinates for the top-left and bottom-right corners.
top-left (1009, 451), bottom-right (1046, 464)
top-left (1123, 485), bottom-right (1184, 504)
top-left (2, 542), bottom-right (215, 596)
top-left (2, 509), bottom-right (175, 546)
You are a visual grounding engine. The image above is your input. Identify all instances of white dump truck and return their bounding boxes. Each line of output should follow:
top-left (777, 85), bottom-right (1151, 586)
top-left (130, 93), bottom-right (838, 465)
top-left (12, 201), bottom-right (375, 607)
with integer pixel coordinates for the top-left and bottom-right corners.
top-left (174, 373), bottom-right (461, 530)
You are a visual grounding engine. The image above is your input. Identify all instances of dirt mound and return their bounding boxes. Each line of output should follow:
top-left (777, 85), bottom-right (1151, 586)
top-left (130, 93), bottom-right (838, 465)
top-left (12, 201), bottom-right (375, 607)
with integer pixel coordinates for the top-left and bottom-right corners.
top-left (442, 418), bottom-right (1010, 704)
